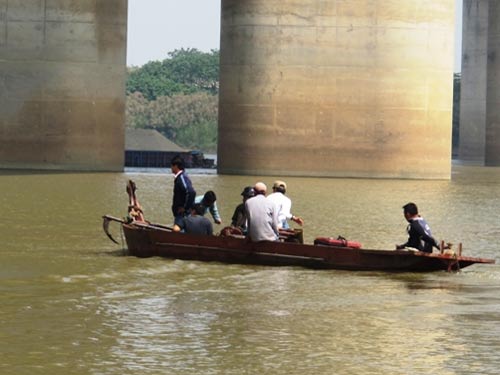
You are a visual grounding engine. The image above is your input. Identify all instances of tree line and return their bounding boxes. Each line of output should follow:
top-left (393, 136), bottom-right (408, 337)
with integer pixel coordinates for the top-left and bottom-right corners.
top-left (126, 48), bottom-right (219, 152)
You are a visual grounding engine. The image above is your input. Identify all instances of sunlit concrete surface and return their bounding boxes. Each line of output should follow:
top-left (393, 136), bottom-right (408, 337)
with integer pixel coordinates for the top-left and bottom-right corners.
top-left (0, 0), bottom-right (127, 171)
top-left (218, 0), bottom-right (456, 179)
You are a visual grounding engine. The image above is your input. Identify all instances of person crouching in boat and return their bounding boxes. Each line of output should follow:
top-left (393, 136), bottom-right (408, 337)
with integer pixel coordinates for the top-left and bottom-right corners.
top-left (194, 190), bottom-right (222, 225)
top-left (396, 202), bottom-right (440, 253)
top-left (173, 203), bottom-right (213, 235)
top-left (245, 182), bottom-right (279, 242)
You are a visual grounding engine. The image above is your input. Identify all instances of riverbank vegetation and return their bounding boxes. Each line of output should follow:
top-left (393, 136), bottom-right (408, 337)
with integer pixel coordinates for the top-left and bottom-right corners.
top-left (126, 49), bottom-right (219, 152)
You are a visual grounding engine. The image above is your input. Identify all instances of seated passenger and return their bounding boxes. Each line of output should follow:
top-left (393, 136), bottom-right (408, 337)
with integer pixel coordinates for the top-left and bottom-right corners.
top-left (231, 186), bottom-right (255, 234)
top-left (396, 202), bottom-right (440, 253)
top-left (267, 180), bottom-right (304, 229)
top-left (194, 190), bottom-right (222, 225)
top-left (173, 203), bottom-right (213, 235)
top-left (245, 182), bottom-right (279, 242)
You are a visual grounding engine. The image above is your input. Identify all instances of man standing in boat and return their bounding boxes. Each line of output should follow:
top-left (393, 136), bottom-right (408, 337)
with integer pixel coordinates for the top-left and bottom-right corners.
top-left (245, 182), bottom-right (279, 242)
top-left (170, 155), bottom-right (196, 227)
top-left (267, 180), bottom-right (304, 229)
top-left (396, 202), bottom-right (440, 253)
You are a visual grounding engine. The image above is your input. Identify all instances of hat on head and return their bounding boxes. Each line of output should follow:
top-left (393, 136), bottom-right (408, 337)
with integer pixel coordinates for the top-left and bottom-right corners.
top-left (241, 186), bottom-right (255, 198)
top-left (272, 180), bottom-right (287, 190)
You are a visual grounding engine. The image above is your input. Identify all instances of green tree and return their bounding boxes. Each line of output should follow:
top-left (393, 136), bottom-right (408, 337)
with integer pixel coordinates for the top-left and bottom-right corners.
top-left (125, 92), bottom-right (151, 129)
top-left (127, 48), bottom-right (219, 100)
top-left (148, 92), bottom-right (218, 142)
top-left (163, 49), bottom-right (219, 94)
top-left (177, 120), bottom-right (218, 152)
top-left (125, 49), bottom-right (220, 152)
top-left (126, 92), bottom-right (218, 151)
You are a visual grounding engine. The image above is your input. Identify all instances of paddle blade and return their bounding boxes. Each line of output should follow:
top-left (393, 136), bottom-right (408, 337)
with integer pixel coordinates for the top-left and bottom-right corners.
top-left (102, 216), bottom-right (120, 244)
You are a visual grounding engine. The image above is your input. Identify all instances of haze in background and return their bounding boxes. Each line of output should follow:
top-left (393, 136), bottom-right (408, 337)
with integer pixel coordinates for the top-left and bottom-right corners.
top-left (127, 0), bottom-right (221, 67)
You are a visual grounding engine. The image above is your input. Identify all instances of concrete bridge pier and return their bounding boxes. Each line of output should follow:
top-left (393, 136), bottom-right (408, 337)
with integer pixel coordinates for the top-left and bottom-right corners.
top-left (218, 0), bottom-right (456, 179)
top-left (0, 0), bottom-right (127, 171)
top-left (459, 0), bottom-right (500, 165)
top-left (4, 0), bottom-right (491, 177)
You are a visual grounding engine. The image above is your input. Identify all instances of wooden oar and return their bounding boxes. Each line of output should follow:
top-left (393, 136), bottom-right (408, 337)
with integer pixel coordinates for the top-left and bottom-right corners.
top-left (102, 215), bottom-right (124, 244)
top-left (102, 214), bottom-right (174, 245)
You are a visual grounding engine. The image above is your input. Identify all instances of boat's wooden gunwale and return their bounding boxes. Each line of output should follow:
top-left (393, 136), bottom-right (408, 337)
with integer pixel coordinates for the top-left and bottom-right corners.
top-left (119, 222), bottom-right (495, 272)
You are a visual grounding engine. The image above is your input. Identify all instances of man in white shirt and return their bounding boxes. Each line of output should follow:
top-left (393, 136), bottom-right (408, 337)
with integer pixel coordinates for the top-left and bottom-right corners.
top-left (245, 182), bottom-right (279, 242)
top-left (266, 180), bottom-right (304, 229)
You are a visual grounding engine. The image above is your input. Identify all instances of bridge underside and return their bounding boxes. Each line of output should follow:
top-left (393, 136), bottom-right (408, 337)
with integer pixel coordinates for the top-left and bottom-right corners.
top-left (0, 0), bottom-right (498, 177)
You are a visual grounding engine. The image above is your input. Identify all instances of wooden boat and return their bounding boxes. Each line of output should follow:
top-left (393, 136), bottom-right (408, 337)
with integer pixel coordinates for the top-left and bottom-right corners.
top-left (102, 180), bottom-right (495, 272)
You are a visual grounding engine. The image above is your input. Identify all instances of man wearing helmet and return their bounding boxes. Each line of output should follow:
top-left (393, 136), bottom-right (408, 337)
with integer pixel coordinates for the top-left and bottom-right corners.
top-left (230, 186), bottom-right (255, 234)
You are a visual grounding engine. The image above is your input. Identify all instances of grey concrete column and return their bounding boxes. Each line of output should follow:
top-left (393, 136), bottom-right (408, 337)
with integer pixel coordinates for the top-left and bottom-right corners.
top-left (218, 0), bottom-right (456, 179)
top-left (459, 0), bottom-right (500, 166)
top-left (459, 0), bottom-right (489, 164)
top-left (0, 0), bottom-right (127, 171)
top-left (485, 1), bottom-right (500, 165)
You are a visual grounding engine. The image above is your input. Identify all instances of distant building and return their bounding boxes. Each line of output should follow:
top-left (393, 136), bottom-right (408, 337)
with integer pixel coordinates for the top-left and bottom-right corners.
top-left (125, 129), bottom-right (214, 168)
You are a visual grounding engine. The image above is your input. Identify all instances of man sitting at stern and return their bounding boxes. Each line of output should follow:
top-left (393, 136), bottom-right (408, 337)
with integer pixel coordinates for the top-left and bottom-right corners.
top-left (396, 202), bottom-right (440, 253)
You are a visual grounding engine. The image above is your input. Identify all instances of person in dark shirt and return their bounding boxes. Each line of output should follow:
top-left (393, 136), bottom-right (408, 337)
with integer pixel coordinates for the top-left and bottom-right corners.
top-left (173, 203), bottom-right (213, 235)
top-left (396, 202), bottom-right (440, 253)
top-left (230, 186), bottom-right (255, 233)
top-left (170, 156), bottom-right (196, 227)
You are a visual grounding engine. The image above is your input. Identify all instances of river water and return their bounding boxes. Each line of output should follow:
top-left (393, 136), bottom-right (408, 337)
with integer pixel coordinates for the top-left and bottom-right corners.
top-left (1, 164), bottom-right (500, 375)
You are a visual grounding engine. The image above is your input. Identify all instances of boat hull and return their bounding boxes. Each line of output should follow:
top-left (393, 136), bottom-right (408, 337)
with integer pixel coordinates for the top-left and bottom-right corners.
top-left (122, 223), bottom-right (494, 272)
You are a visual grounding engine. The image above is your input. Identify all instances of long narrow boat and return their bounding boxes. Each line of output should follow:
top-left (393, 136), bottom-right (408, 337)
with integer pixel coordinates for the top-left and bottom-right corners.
top-left (102, 181), bottom-right (495, 272)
